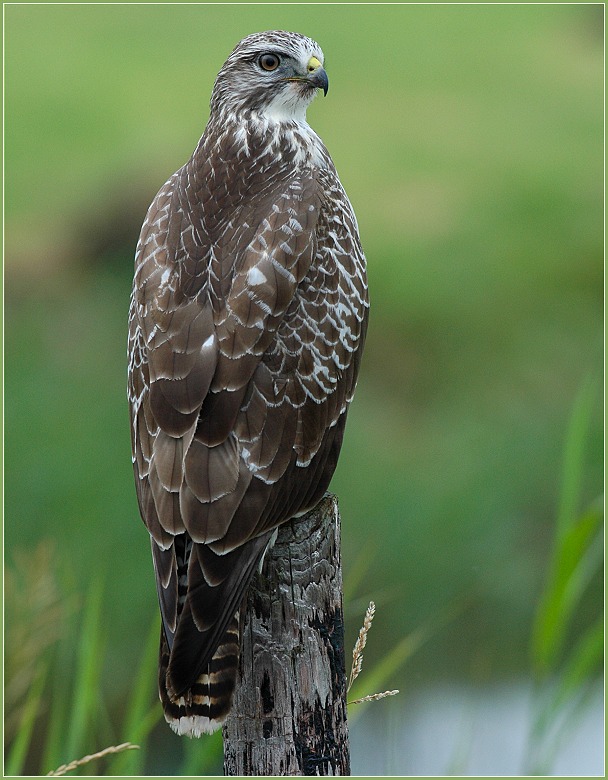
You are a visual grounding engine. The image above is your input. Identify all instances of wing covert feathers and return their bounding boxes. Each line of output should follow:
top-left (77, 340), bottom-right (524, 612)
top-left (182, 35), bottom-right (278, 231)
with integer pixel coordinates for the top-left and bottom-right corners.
top-left (128, 87), bottom-right (368, 735)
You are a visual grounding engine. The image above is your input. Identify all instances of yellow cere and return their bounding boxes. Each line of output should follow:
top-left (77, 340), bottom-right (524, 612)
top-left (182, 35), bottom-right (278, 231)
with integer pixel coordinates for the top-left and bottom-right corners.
top-left (307, 56), bottom-right (322, 73)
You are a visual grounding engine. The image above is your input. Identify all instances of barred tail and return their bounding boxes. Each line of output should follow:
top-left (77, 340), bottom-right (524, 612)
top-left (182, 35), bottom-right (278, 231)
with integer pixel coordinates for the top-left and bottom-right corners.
top-left (158, 612), bottom-right (240, 737)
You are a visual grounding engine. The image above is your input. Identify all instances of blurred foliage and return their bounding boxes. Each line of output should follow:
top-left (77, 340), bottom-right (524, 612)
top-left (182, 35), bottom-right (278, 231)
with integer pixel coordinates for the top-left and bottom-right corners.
top-left (4, 544), bottom-right (66, 748)
top-left (4, 550), bottom-right (224, 775)
top-left (4, 3), bottom-right (603, 775)
top-left (525, 381), bottom-right (603, 774)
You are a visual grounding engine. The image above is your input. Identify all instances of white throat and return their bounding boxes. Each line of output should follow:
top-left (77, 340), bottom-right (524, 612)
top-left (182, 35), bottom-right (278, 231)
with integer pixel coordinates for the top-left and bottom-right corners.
top-left (259, 87), bottom-right (317, 124)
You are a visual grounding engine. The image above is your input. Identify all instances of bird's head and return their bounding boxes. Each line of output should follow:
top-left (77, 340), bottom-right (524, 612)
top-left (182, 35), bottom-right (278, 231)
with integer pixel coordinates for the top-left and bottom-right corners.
top-left (210, 31), bottom-right (328, 124)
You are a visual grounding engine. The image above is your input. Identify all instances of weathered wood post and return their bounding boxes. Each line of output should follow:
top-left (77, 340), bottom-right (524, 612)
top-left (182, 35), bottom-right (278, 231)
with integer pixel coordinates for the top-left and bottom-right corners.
top-left (222, 493), bottom-right (350, 776)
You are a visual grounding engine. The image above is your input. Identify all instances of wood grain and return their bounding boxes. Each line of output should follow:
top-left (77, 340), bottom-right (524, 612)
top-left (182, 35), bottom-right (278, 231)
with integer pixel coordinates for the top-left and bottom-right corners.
top-left (223, 493), bottom-right (350, 776)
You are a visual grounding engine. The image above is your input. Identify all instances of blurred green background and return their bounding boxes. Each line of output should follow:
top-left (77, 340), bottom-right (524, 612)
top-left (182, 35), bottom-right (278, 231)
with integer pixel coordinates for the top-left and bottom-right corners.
top-left (4, 3), bottom-right (603, 775)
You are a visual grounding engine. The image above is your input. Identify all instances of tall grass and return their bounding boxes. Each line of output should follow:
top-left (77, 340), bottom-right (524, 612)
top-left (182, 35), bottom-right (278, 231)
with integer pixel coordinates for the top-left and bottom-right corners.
top-left (524, 378), bottom-right (603, 774)
top-left (3, 560), bottom-right (223, 776)
top-left (5, 381), bottom-right (604, 776)
top-left (4, 382), bottom-right (602, 775)
top-left (344, 379), bottom-right (603, 773)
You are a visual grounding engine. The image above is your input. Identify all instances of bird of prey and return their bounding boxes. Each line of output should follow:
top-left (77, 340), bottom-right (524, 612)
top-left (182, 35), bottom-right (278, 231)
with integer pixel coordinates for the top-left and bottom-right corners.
top-left (127, 30), bottom-right (369, 737)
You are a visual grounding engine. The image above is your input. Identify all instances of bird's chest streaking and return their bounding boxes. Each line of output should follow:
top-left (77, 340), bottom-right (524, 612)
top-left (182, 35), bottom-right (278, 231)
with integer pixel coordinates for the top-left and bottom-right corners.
top-left (127, 29), bottom-right (368, 739)
top-left (170, 116), bottom-right (368, 469)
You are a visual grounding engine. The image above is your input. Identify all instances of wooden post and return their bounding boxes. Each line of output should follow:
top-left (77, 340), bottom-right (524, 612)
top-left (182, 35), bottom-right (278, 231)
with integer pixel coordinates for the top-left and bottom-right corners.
top-left (222, 493), bottom-right (350, 776)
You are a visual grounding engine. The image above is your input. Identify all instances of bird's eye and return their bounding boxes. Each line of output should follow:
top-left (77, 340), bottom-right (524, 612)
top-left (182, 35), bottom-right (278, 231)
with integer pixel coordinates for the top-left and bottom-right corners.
top-left (259, 53), bottom-right (280, 72)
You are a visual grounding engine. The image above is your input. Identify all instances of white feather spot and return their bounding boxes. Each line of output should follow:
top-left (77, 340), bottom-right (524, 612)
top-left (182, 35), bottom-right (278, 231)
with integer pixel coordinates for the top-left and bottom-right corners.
top-left (247, 266), bottom-right (268, 286)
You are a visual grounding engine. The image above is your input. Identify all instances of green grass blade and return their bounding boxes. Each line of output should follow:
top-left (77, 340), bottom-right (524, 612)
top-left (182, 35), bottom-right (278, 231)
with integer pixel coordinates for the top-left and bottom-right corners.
top-left (531, 500), bottom-right (603, 675)
top-left (41, 656), bottom-right (72, 774)
top-left (5, 663), bottom-right (48, 776)
top-left (525, 378), bottom-right (603, 774)
top-left (530, 376), bottom-right (601, 677)
top-left (347, 597), bottom-right (465, 723)
top-left (65, 578), bottom-right (106, 762)
top-left (544, 615), bottom-right (603, 725)
top-left (343, 540), bottom-right (378, 605)
top-left (526, 615), bottom-right (603, 774)
top-left (554, 377), bottom-right (598, 540)
top-left (347, 626), bottom-right (424, 710)
top-left (108, 614), bottom-right (161, 776)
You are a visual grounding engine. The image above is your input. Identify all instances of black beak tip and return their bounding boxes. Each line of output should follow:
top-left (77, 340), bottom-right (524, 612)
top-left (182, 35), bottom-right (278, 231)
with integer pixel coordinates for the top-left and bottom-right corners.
top-left (320, 71), bottom-right (329, 97)
top-left (313, 68), bottom-right (329, 97)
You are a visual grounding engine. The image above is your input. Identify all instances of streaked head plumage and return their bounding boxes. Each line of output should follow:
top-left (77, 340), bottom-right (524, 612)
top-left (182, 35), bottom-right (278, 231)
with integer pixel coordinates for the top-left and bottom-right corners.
top-left (210, 31), bottom-right (327, 123)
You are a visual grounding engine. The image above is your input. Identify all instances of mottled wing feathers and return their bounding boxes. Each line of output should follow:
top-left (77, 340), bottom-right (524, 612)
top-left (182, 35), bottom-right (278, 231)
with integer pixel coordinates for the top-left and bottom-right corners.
top-left (130, 160), bottom-right (324, 545)
top-left (129, 160), bottom-right (336, 696)
top-left (128, 34), bottom-right (369, 738)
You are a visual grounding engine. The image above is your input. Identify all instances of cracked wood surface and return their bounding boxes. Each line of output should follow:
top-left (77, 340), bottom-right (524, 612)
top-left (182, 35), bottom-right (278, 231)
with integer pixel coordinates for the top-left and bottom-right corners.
top-left (223, 493), bottom-right (350, 776)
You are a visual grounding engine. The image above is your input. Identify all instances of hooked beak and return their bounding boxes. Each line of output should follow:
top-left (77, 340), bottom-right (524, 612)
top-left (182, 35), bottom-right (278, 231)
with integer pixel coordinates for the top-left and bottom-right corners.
top-left (309, 66), bottom-right (329, 96)
top-left (284, 60), bottom-right (329, 96)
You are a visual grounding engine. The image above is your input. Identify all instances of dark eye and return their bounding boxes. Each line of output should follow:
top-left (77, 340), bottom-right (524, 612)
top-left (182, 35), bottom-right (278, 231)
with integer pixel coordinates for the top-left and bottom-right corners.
top-left (259, 53), bottom-right (280, 72)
